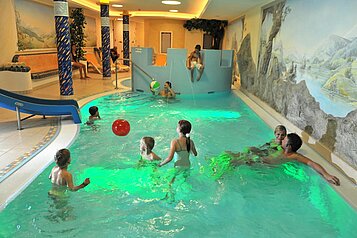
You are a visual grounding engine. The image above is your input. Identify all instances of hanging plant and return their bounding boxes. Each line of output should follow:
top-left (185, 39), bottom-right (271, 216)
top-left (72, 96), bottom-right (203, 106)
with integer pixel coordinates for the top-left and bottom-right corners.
top-left (183, 18), bottom-right (228, 49)
top-left (70, 8), bottom-right (87, 60)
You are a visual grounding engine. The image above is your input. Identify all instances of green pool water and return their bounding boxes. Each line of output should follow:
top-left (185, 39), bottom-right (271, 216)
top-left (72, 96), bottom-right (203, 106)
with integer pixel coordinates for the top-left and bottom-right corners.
top-left (0, 92), bottom-right (356, 238)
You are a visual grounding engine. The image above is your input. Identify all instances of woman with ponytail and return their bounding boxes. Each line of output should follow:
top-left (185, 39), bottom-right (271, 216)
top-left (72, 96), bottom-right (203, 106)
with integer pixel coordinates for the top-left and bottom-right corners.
top-left (158, 120), bottom-right (197, 168)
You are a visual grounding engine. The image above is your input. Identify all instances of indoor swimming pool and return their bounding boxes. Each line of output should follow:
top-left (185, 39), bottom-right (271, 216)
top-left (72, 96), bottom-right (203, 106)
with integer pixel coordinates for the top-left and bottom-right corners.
top-left (0, 92), bottom-right (356, 237)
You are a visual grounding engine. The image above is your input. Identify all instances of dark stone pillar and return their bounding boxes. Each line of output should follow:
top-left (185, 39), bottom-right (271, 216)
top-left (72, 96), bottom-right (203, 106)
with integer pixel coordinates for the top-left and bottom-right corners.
top-left (101, 2), bottom-right (111, 79)
top-left (54, 0), bottom-right (73, 95)
top-left (123, 11), bottom-right (130, 66)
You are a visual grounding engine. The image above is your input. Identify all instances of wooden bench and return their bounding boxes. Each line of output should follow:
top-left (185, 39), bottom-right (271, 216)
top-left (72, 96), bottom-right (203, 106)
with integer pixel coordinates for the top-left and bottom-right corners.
top-left (12, 52), bottom-right (59, 79)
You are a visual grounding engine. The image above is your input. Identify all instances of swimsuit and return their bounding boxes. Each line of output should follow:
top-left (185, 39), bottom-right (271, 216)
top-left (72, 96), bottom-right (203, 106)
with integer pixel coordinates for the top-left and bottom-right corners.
top-left (174, 139), bottom-right (191, 167)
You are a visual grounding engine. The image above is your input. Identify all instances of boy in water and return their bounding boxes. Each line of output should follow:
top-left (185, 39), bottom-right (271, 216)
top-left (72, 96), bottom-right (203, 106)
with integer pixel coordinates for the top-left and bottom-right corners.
top-left (87, 106), bottom-right (101, 125)
top-left (140, 137), bottom-right (161, 161)
top-left (227, 125), bottom-right (287, 159)
top-left (49, 149), bottom-right (90, 191)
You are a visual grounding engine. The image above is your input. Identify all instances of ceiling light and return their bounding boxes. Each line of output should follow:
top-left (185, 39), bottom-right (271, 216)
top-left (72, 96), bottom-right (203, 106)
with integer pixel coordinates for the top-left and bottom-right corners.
top-left (161, 1), bottom-right (181, 5)
top-left (112, 4), bottom-right (123, 8)
top-left (169, 9), bottom-right (178, 12)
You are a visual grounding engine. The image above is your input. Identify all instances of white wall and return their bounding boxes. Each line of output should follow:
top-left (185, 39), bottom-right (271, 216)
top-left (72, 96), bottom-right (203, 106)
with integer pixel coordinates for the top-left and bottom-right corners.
top-left (243, 6), bottom-right (264, 66)
top-left (184, 29), bottom-right (203, 55)
top-left (223, 18), bottom-right (243, 51)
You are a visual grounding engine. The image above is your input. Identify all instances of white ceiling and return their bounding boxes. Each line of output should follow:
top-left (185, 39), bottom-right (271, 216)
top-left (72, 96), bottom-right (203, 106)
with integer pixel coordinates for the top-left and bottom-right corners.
top-left (201, 0), bottom-right (272, 20)
top-left (36, 0), bottom-right (273, 21)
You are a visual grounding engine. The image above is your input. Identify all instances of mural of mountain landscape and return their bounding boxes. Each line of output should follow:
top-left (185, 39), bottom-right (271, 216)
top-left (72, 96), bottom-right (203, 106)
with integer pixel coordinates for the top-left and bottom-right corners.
top-left (259, 0), bottom-right (357, 116)
top-left (15, 0), bottom-right (56, 50)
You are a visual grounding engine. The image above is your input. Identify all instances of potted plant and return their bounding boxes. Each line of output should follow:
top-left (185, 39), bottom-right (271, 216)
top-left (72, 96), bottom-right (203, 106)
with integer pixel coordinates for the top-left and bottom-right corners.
top-left (70, 8), bottom-right (87, 60)
top-left (183, 18), bottom-right (228, 49)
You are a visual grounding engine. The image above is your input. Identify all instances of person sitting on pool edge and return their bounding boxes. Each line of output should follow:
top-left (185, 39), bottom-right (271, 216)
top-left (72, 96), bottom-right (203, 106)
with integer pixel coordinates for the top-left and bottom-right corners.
top-left (49, 148), bottom-right (90, 191)
top-left (230, 133), bottom-right (340, 185)
top-left (160, 81), bottom-right (176, 98)
top-left (188, 44), bottom-right (204, 82)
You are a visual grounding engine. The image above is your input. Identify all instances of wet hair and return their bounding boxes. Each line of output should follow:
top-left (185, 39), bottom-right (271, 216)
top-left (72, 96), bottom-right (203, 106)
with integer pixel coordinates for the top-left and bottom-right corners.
top-left (274, 125), bottom-right (287, 134)
top-left (141, 137), bottom-right (155, 154)
top-left (55, 149), bottom-right (71, 168)
top-left (286, 133), bottom-right (302, 152)
top-left (165, 81), bottom-right (172, 88)
top-left (89, 106), bottom-right (98, 116)
top-left (195, 44), bottom-right (201, 51)
top-left (178, 120), bottom-right (192, 152)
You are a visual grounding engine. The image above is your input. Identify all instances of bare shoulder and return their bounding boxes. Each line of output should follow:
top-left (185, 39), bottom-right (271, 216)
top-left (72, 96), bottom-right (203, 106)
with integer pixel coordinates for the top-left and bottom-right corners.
top-left (61, 170), bottom-right (72, 179)
top-left (288, 152), bottom-right (311, 164)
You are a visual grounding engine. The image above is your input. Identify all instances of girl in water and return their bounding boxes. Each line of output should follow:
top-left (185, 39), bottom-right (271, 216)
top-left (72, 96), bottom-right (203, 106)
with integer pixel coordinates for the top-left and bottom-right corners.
top-left (159, 120), bottom-right (197, 168)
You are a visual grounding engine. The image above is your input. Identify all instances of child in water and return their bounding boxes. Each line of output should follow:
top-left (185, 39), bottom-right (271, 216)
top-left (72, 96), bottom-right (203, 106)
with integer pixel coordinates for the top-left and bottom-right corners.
top-left (210, 125), bottom-right (287, 179)
top-left (227, 125), bottom-right (287, 160)
top-left (140, 137), bottom-right (161, 161)
top-left (49, 148), bottom-right (90, 191)
top-left (159, 120), bottom-right (197, 168)
top-left (87, 106), bottom-right (101, 125)
top-left (160, 81), bottom-right (176, 98)
top-left (158, 120), bottom-right (198, 201)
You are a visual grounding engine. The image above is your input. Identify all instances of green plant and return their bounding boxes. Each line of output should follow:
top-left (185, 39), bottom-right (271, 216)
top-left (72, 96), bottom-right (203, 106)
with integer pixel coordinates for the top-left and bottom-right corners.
top-left (70, 8), bottom-right (87, 60)
top-left (183, 18), bottom-right (228, 49)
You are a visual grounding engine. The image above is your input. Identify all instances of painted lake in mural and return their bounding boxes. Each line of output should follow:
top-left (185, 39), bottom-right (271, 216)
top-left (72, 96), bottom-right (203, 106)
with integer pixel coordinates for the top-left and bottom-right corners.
top-left (261, 0), bottom-right (357, 117)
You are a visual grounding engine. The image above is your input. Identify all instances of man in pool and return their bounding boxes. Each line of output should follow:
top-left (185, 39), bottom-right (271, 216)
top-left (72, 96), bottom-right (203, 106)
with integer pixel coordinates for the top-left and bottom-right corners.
top-left (231, 133), bottom-right (340, 185)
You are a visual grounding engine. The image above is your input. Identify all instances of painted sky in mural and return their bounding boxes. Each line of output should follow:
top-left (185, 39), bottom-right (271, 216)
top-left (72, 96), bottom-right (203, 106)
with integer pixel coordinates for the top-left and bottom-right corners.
top-left (264, 0), bottom-right (357, 116)
top-left (15, 0), bottom-right (56, 50)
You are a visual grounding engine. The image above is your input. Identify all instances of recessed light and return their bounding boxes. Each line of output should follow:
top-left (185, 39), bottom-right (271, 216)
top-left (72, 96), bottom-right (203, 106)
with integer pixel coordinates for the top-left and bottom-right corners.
top-left (112, 4), bottom-right (123, 8)
top-left (169, 9), bottom-right (178, 12)
top-left (161, 1), bottom-right (181, 5)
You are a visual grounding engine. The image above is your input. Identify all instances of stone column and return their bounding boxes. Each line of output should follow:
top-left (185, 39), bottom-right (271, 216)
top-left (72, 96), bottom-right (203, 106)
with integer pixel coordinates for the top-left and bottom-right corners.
top-left (123, 11), bottom-right (130, 66)
top-left (54, 0), bottom-right (73, 95)
top-left (100, 0), bottom-right (111, 79)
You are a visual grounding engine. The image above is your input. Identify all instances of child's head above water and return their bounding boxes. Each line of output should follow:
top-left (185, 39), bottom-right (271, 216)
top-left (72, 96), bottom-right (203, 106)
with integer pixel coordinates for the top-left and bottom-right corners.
top-left (140, 137), bottom-right (155, 155)
top-left (274, 125), bottom-right (287, 144)
top-left (177, 120), bottom-right (192, 136)
top-left (55, 148), bottom-right (71, 168)
top-left (164, 81), bottom-right (172, 89)
top-left (89, 106), bottom-right (99, 117)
